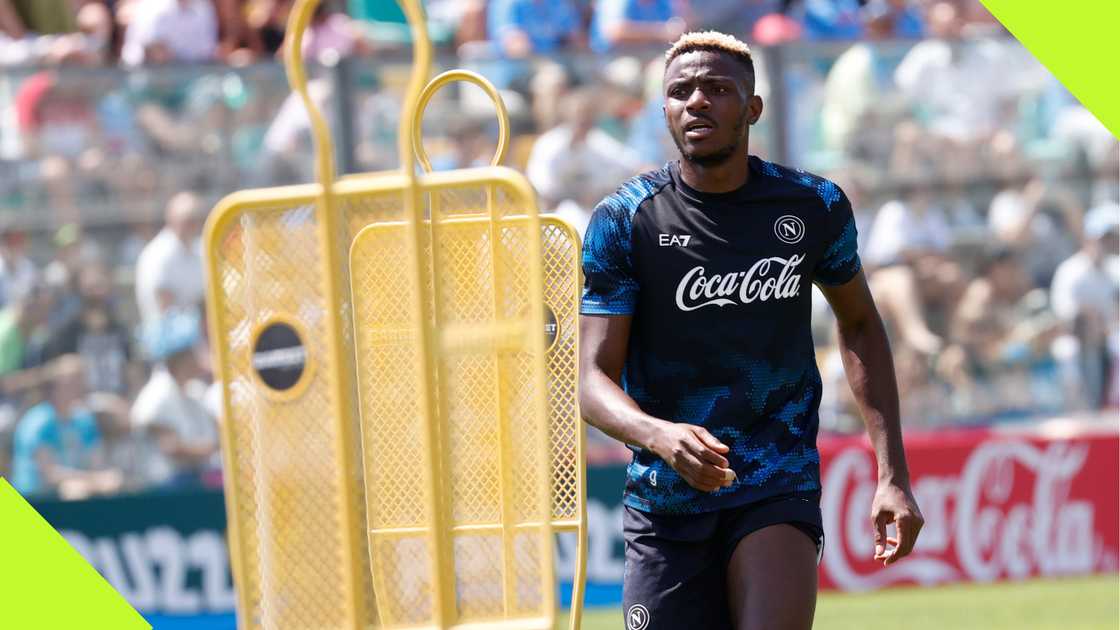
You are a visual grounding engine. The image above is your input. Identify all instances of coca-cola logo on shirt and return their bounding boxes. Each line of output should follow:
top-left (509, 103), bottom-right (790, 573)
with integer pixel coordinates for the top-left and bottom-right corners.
top-left (674, 254), bottom-right (805, 311)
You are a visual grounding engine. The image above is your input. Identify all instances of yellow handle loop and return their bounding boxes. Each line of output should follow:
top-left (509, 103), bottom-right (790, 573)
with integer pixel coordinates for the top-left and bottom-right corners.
top-left (283, 0), bottom-right (336, 184)
top-left (410, 70), bottom-right (511, 174)
top-left (395, 0), bottom-right (432, 180)
top-left (283, 0), bottom-right (432, 182)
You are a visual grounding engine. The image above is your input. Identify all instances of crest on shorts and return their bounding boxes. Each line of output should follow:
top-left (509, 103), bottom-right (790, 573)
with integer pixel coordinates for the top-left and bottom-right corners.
top-left (627, 604), bottom-right (651, 630)
top-left (774, 214), bottom-right (806, 245)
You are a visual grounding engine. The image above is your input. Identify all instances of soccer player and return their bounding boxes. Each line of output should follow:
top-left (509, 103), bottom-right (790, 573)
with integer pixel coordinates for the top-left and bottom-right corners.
top-left (578, 32), bottom-right (923, 630)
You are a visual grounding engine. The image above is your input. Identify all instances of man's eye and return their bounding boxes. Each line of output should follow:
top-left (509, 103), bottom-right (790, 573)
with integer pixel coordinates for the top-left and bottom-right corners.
top-left (714, 86), bottom-right (728, 95)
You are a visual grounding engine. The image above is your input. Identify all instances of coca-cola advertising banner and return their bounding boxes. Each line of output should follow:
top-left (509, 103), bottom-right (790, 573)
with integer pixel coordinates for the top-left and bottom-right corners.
top-left (32, 423), bottom-right (1119, 624)
top-left (819, 426), bottom-right (1120, 591)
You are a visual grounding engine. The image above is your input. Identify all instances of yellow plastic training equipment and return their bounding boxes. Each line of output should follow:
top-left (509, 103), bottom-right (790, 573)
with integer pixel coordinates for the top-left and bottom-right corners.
top-left (203, 1), bottom-right (586, 629)
top-left (347, 66), bottom-right (586, 630)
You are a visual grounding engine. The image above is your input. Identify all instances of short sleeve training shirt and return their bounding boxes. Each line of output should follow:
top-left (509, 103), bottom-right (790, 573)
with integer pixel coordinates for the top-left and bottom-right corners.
top-left (581, 156), bottom-right (861, 514)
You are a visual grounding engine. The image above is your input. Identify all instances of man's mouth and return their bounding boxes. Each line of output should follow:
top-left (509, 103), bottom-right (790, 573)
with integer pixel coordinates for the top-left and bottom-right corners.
top-left (684, 120), bottom-right (715, 139)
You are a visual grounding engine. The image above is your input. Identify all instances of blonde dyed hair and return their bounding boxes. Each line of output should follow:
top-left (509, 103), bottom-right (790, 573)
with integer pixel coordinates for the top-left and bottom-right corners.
top-left (665, 31), bottom-right (754, 73)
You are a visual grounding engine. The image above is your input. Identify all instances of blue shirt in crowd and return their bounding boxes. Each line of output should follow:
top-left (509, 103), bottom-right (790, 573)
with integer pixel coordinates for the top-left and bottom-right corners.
top-left (11, 402), bottom-right (101, 496)
top-left (802, 0), bottom-right (925, 40)
top-left (591, 0), bottom-right (677, 53)
top-left (488, 0), bottom-right (582, 55)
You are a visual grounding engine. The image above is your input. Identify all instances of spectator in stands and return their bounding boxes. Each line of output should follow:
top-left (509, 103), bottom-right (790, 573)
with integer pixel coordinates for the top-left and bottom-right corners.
top-left (132, 310), bottom-right (219, 488)
top-left (863, 182), bottom-right (967, 358)
top-left (42, 224), bottom-right (105, 335)
top-left (864, 181), bottom-right (952, 268)
top-left (212, 0), bottom-right (261, 63)
top-left (245, 0), bottom-right (290, 57)
top-left (818, 12), bottom-right (896, 154)
top-left (0, 0), bottom-right (110, 66)
top-left (0, 284), bottom-right (51, 378)
top-left (308, 2), bottom-right (371, 62)
top-left (1050, 203), bottom-right (1120, 408)
top-left (15, 72), bottom-right (100, 162)
top-left (799, 0), bottom-right (862, 40)
top-left (949, 246), bottom-right (1031, 366)
top-left (989, 177), bottom-right (1083, 287)
top-left (135, 192), bottom-right (207, 326)
top-left (590, 0), bottom-right (686, 54)
top-left (942, 244), bottom-right (1062, 414)
top-left (527, 61), bottom-right (571, 133)
top-left (10, 354), bottom-right (122, 497)
top-left (0, 226), bottom-right (38, 309)
top-left (121, 0), bottom-right (218, 66)
top-left (430, 115), bottom-right (495, 172)
top-left (626, 58), bottom-right (677, 166)
top-left (894, 2), bottom-right (1044, 151)
top-left (488, 0), bottom-right (584, 58)
top-left (686, 0), bottom-right (783, 39)
top-left (526, 88), bottom-right (642, 236)
top-left (801, 0), bottom-right (923, 40)
top-left (44, 264), bottom-right (134, 397)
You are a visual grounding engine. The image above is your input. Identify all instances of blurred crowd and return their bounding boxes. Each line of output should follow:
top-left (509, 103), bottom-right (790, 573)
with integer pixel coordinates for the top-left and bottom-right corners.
top-left (0, 0), bottom-right (1116, 485)
top-left (0, 0), bottom-right (1005, 68)
top-left (0, 191), bottom-right (220, 499)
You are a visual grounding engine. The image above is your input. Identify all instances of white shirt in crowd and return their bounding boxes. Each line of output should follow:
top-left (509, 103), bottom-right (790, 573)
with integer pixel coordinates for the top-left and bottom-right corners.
top-left (130, 367), bottom-right (218, 486)
top-left (0, 255), bottom-right (37, 307)
top-left (1050, 251), bottom-right (1119, 328)
top-left (122, 0), bottom-right (218, 66)
top-left (894, 38), bottom-right (1044, 142)
top-left (134, 227), bottom-right (205, 324)
top-left (527, 125), bottom-right (642, 216)
top-left (864, 199), bottom-right (952, 267)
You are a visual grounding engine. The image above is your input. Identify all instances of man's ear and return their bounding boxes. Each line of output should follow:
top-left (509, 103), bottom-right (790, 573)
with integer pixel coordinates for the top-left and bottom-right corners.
top-left (747, 94), bottom-right (764, 125)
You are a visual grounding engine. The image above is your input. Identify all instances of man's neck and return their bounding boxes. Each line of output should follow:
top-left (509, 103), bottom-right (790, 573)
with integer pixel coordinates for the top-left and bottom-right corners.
top-left (678, 152), bottom-right (750, 193)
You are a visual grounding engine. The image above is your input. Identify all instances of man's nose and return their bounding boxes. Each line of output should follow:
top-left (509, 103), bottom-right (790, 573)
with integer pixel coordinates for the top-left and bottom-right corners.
top-left (685, 87), bottom-right (710, 111)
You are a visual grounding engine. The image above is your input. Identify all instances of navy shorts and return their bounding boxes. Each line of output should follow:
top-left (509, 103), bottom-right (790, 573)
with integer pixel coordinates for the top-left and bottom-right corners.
top-left (621, 491), bottom-right (823, 630)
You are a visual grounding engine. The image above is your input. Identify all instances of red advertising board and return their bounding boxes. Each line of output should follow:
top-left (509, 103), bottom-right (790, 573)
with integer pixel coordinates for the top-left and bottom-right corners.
top-left (818, 423), bottom-right (1120, 591)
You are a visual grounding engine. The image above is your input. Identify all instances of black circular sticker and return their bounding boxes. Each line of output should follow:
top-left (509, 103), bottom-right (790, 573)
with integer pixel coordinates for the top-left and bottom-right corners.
top-left (252, 322), bottom-right (307, 392)
top-left (543, 304), bottom-right (559, 351)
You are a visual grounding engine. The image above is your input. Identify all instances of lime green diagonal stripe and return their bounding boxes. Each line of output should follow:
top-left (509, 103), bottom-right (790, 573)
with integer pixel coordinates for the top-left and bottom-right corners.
top-left (980, 0), bottom-right (1120, 139)
top-left (0, 479), bottom-right (150, 629)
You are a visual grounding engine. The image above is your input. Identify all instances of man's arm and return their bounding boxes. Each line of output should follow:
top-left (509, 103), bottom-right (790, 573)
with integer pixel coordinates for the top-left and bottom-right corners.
top-left (578, 314), bottom-right (732, 493)
top-left (819, 271), bottom-right (924, 565)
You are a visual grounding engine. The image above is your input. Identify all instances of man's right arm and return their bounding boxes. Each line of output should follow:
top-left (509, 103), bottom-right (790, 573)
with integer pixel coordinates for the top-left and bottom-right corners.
top-left (578, 314), bottom-right (732, 493)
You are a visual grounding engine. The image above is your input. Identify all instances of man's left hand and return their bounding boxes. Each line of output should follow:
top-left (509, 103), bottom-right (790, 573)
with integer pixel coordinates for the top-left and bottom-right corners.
top-left (870, 480), bottom-right (924, 566)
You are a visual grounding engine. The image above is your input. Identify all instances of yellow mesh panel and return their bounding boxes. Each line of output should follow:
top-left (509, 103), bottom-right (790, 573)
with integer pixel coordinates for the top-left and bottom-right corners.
top-left (206, 172), bottom-right (584, 630)
top-left (348, 179), bottom-right (582, 629)
top-left (208, 199), bottom-right (376, 630)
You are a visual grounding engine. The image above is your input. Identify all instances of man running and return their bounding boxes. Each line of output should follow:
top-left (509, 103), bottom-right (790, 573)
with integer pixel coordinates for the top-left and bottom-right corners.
top-left (578, 31), bottom-right (923, 630)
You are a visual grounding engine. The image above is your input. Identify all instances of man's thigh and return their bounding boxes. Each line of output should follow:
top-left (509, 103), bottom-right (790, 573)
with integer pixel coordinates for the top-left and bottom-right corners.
top-left (622, 506), bottom-right (731, 630)
top-left (726, 523), bottom-right (818, 630)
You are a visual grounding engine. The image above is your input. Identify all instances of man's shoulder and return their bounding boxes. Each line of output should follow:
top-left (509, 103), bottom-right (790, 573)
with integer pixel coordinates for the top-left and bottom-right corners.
top-left (594, 164), bottom-right (675, 219)
top-left (753, 157), bottom-right (845, 212)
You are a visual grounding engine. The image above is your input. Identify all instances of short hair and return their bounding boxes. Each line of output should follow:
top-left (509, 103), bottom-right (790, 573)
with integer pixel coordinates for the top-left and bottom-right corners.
top-left (665, 31), bottom-right (755, 82)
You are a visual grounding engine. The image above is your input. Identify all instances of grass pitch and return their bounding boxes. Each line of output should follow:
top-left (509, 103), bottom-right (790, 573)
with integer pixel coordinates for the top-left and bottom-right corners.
top-left (559, 575), bottom-right (1119, 629)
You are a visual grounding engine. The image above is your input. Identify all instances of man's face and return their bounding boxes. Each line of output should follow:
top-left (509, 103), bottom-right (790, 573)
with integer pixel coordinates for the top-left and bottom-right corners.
top-left (663, 50), bottom-right (762, 167)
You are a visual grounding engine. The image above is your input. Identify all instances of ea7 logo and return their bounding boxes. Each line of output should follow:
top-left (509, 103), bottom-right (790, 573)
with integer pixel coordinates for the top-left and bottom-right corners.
top-left (658, 234), bottom-right (692, 247)
top-left (774, 215), bottom-right (806, 245)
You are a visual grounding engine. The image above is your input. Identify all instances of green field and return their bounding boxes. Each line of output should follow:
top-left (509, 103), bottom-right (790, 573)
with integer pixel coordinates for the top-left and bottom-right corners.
top-left (559, 575), bottom-right (1119, 629)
